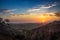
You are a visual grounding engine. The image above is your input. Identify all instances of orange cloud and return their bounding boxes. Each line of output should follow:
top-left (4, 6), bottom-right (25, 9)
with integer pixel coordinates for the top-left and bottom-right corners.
top-left (4, 12), bottom-right (59, 23)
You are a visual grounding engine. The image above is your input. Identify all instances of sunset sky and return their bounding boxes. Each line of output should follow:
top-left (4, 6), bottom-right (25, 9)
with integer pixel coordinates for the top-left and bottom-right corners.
top-left (0, 0), bottom-right (60, 23)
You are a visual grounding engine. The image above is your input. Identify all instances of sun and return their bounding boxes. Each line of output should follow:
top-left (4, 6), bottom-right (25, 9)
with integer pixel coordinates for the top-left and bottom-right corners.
top-left (40, 18), bottom-right (46, 23)
top-left (40, 15), bottom-right (47, 23)
top-left (39, 14), bottom-right (50, 23)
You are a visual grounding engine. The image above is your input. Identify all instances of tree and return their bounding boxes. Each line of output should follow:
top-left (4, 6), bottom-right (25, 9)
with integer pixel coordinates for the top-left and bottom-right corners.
top-left (0, 17), bottom-right (3, 23)
top-left (5, 19), bottom-right (10, 22)
top-left (0, 17), bottom-right (15, 40)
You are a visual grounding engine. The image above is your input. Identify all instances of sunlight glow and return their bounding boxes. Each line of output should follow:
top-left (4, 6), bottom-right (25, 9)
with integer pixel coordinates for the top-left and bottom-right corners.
top-left (4, 12), bottom-right (59, 23)
top-left (40, 15), bottom-right (48, 23)
top-left (39, 13), bottom-right (57, 23)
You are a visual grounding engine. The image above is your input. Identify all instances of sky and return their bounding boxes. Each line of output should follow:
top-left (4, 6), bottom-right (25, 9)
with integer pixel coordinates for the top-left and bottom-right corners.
top-left (0, 0), bottom-right (60, 23)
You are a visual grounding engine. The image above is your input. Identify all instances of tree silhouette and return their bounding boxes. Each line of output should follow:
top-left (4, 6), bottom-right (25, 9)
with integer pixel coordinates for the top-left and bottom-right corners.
top-left (0, 17), bottom-right (14, 40)
top-left (0, 17), bottom-right (25, 40)
top-left (5, 19), bottom-right (10, 22)
top-left (0, 17), bottom-right (5, 27)
top-left (0, 17), bottom-right (3, 23)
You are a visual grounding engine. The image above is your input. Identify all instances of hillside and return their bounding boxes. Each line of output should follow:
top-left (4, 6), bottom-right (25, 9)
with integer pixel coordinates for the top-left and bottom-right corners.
top-left (0, 21), bottom-right (60, 40)
top-left (25, 21), bottom-right (60, 40)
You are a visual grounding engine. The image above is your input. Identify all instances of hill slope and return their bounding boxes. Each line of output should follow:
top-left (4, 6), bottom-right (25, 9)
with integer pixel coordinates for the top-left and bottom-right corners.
top-left (25, 21), bottom-right (60, 40)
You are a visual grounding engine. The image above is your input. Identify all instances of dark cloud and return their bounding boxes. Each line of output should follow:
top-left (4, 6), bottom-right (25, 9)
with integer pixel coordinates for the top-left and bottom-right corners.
top-left (55, 12), bottom-right (60, 17)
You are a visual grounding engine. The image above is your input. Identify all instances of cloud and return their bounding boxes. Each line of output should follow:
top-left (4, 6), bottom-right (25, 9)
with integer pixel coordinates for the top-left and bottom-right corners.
top-left (41, 3), bottom-right (56, 9)
top-left (27, 8), bottom-right (40, 12)
top-left (2, 11), bottom-right (59, 23)
top-left (27, 2), bottom-right (56, 13)
top-left (55, 12), bottom-right (60, 17)
top-left (0, 9), bottom-right (17, 15)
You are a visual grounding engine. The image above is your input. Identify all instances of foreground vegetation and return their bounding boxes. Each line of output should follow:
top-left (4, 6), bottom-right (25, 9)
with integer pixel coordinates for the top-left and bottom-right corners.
top-left (0, 17), bottom-right (60, 40)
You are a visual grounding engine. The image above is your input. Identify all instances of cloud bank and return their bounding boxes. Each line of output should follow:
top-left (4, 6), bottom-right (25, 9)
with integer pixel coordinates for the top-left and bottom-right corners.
top-left (27, 2), bottom-right (56, 13)
top-left (0, 2), bottom-right (60, 23)
top-left (0, 9), bottom-right (17, 15)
